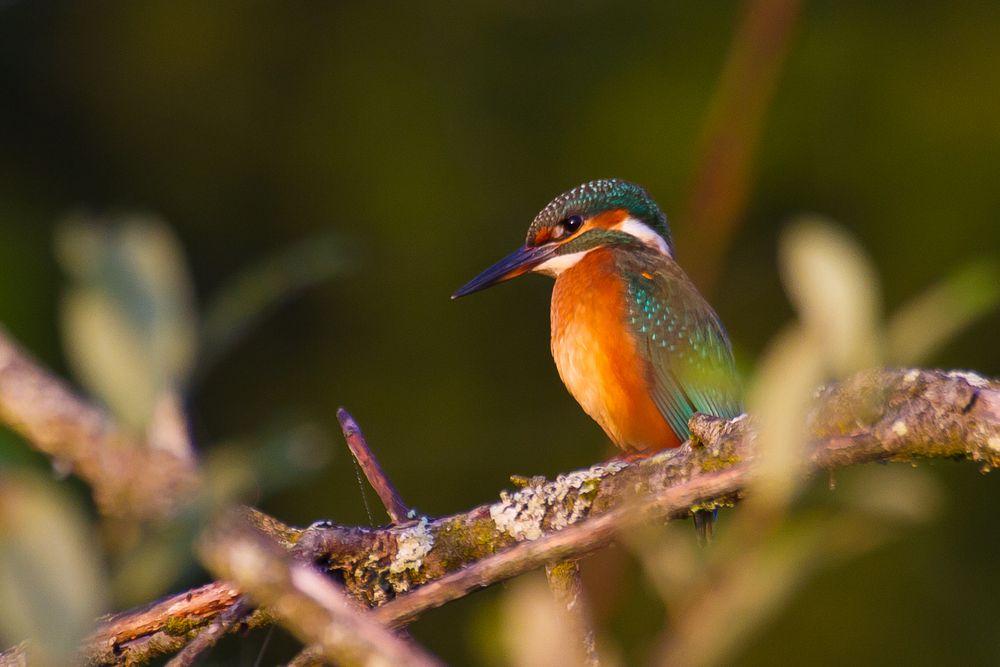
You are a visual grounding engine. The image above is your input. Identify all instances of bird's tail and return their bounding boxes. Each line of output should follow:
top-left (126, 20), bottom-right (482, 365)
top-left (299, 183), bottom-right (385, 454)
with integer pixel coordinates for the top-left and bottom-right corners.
top-left (693, 508), bottom-right (717, 545)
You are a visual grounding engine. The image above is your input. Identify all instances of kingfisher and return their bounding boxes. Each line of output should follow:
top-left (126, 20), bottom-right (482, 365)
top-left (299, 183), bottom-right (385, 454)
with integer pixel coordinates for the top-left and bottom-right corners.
top-left (452, 179), bottom-right (742, 537)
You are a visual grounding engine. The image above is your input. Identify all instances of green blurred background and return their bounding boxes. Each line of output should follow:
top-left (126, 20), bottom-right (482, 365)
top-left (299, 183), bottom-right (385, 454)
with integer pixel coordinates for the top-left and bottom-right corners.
top-left (1, 2), bottom-right (999, 665)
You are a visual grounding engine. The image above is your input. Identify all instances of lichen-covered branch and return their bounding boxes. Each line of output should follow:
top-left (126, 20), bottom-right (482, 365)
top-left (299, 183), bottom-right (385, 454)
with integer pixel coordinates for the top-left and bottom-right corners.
top-left (163, 596), bottom-right (252, 667)
top-left (371, 459), bottom-right (747, 629)
top-left (197, 511), bottom-right (443, 667)
top-left (80, 582), bottom-right (246, 665)
top-left (0, 327), bottom-right (198, 519)
top-left (80, 368), bottom-right (999, 665)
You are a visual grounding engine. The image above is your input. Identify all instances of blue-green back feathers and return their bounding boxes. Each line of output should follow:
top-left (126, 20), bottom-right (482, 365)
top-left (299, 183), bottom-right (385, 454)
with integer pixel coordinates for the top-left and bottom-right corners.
top-left (620, 252), bottom-right (742, 440)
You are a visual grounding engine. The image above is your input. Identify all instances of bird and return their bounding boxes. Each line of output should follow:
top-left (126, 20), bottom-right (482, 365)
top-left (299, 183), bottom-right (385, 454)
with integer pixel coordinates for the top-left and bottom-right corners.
top-left (452, 179), bottom-right (742, 539)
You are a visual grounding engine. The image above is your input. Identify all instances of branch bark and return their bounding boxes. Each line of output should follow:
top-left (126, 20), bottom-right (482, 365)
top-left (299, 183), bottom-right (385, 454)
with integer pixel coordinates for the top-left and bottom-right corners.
top-left (0, 642), bottom-right (28, 667)
top-left (163, 596), bottom-right (252, 667)
top-left (77, 368), bottom-right (1000, 665)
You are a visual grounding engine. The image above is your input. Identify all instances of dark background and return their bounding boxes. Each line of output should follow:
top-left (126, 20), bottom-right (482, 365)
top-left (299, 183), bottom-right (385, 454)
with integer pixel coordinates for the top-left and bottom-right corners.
top-left (2, 2), bottom-right (999, 664)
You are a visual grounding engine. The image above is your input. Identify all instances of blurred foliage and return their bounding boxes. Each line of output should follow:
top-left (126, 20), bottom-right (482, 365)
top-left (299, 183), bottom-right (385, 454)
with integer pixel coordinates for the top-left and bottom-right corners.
top-left (0, 1), bottom-right (999, 665)
top-left (887, 259), bottom-right (1000, 366)
top-left (497, 573), bottom-right (606, 667)
top-left (0, 472), bottom-right (107, 666)
top-left (200, 233), bottom-right (352, 374)
top-left (56, 214), bottom-right (197, 431)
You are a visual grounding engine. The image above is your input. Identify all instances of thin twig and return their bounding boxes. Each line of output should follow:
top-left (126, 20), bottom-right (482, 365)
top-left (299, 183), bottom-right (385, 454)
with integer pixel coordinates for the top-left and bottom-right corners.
top-left (283, 409), bottom-right (419, 666)
top-left (545, 561), bottom-right (599, 667)
top-left (678, 0), bottom-right (803, 292)
top-left (198, 512), bottom-right (443, 667)
top-left (337, 407), bottom-right (412, 524)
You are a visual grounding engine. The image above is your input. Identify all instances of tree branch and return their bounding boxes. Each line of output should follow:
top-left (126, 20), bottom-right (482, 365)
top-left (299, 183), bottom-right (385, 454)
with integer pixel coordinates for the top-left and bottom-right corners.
top-left (198, 511), bottom-right (443, 667)
top-left (78, 368), bottom-right (999, 665)
top-left (371, 460), bottom-right (747, 629)
top-left (0, 327), bottom-right (199, 519)
top-left (80, 582), bottom-right (247, 665)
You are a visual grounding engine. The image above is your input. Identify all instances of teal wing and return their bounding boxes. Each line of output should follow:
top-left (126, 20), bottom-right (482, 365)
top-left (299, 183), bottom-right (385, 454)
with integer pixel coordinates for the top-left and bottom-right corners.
top-left (620, 253), bottom-right (742, 441)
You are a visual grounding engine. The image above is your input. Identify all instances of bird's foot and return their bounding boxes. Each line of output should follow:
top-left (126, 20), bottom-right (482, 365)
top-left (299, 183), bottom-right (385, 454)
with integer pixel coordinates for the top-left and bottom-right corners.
top-left (611, 450), bottom-right (653, 464)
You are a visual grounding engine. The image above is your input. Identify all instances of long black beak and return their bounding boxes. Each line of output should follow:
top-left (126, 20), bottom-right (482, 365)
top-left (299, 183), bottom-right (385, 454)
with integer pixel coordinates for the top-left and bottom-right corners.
top-left (451, 244), bottom-right (556, 299)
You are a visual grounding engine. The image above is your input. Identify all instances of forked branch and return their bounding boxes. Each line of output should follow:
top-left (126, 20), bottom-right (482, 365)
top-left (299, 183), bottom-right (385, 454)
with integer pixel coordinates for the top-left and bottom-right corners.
top-left (78, 368), bottom-right (999, 666)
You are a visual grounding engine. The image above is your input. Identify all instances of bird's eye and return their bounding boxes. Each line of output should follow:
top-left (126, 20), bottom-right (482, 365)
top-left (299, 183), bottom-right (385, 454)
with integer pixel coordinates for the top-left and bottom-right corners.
top-left (560, 215), bottom-right (583, 234)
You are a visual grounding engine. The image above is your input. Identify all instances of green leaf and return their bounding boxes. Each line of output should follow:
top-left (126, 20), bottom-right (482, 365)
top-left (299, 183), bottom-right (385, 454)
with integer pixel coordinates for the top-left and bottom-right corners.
top-left (200, 233), bottom-right (352, 371)
top-left (0, 471), bottom-right (107, 665)
top-left (779, 217), bottom-right (884, 375)
top-left (745, 325), bottom-right (825, 512)
top-left (887, 259), bottom-right (1000, 365)
top-left (55, 214), bottom-right (197, 431)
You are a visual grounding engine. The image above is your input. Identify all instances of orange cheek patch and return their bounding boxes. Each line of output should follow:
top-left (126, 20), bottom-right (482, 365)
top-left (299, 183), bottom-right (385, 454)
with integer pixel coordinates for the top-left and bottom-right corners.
top-left (532, 228), bottom-right (554, 245)
top-left (589, 208), bottom-right (629, 230)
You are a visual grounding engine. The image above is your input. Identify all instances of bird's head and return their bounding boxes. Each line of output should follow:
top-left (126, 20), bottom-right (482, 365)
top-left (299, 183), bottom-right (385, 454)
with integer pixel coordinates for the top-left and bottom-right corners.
top-left (452, 179), bottom-right (672, 298)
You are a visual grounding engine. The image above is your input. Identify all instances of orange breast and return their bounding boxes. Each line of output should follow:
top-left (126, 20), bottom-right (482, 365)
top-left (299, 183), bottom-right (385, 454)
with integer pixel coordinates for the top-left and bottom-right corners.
top-left (550, 249), bottom-right (680, 453)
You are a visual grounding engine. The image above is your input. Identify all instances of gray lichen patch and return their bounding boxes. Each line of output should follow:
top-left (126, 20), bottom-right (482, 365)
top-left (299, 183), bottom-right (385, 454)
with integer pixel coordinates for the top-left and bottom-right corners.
top-left (947, 370), bottom-right (991, 389)
top-left (490, 461), bottom-right (627, 541)
top-left (360, 517), bottom-right (437, 597)
top-left (389, 517), bottom-right (434, 576)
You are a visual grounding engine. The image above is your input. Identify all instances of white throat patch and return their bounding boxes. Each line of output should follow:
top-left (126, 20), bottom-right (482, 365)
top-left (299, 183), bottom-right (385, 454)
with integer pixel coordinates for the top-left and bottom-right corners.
top-left (615, 217), bottom-right (672, 256)
top-left (533, 250), bottom-right (594, 277)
